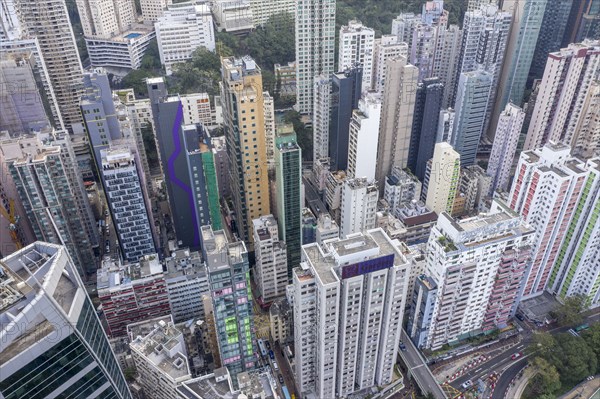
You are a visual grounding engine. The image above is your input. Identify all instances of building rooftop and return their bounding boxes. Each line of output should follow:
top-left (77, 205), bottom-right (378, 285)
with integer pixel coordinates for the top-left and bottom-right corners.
top-left (92, 24), bottom-right (154, 43)
top-left (97, 254), bottom-right (163, 291)
top-left (437, 200), bottom-right (534, 249)
top-left (302, 228), bottom-right (407, 285)
top-left (222, 56), bottom-right (261, 81)
top-left (237, 371), bottom-right (273, 398)
top-left (165, 248), bottom-right (205, 278)
top-left (177, 368), bottom-right (235, 399)
top-left (129, 317), bottom-right (190, 381)
top-left (253, 215), bottom-right (279, 242)
top-left (0, 243), bottom-right (79, 362)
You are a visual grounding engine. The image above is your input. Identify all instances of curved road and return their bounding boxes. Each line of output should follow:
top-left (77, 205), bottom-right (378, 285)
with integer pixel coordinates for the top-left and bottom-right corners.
top-left (492, 312), bottom-right (600, 399)
top-left (492, 358), bottom-right (528, 399)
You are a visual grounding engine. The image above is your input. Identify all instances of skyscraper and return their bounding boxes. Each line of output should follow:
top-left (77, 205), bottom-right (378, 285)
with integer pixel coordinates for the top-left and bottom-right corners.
top-left (454, 4), bottom-right (511, 134)
top-left (418, 200), bottom-right (533, 350)
top-left (338, 20), bottom-right (375, 92)
top-left (0, 242), bottom-right (132, 399)
top-left (201, 225), bottom-right (256, 381)
top-left (253, 215), bottom-right (288, 304)
top-left (81, 71), bottom-right (123, 173)
top-left (391, 12), bottom-right (418, 49)
top-left (295, 0), bottom-right (336, 114)
top-left (406, 0), bottom-right (449, 81)
top-left (0, 39), bottom-right (64, 131)
top-left (509, 142), bottom-right (588, 299)
top-left (524, 40), bottom-right (600, 151)
top-left (220, 57), bottom-right (271, 244)
top-left (0, 51), bottom-right (51, 134)
top-left (530, 0), bottom-right (575, 80)
top-left (347, 93), bottom-right (381, 182)
top-left (425, 142), bottom-right (460, 215)
top-left (375, 56), bottom-right (419, 190)
top-left (432, 23), bottom-right (462, 108)
top-left (328, 67), bottom-right (362, 172)
top-left (451, 70), bottom-right (493, 166)
top-left (576, 0), bottom-right (600, 42)
top-left (406, 275), bottom-right (438, 348)
top-left (490, 0), bottom-right (548, 138)
top-left (293, 228), bottom-right (409, 397)
top-left (274, 124), bottom-right (302, 275)
top-left (100, 148), bottom-right (156, 262)
top-left (2, 134), bottom-right (97, 275)
top-left (487, 103), bottom-right (525, 194)
top-left (340, 177), bottom-right (378, 237)
top-left (408, 77), bottom-right (444, 181)
top-left (148, 78), bottom-right (218, 249)
top-left (548, 157), bottom-right (600, 308)
top-left (571, 81), bottom-right (600, 159)
top-left (564, 0), bottom-right (600, 45)
top-left (12, 0), bottom-right (85, 130)
top-left (312, 74), bottom-right (331, 163)
top-left (372, 35), bottom-right (408, 94)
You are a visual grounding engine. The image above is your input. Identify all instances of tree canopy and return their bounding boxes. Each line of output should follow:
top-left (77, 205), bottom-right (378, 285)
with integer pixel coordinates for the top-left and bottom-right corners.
top-left (550, 294), bottom-right (586, 326)
top-left (526, 325), bottom-right (600, 397)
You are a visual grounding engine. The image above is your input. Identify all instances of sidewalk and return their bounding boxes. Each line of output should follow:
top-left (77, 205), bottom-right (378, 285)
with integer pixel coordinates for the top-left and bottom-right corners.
top-left (559, 375), bottom-right (600, 399)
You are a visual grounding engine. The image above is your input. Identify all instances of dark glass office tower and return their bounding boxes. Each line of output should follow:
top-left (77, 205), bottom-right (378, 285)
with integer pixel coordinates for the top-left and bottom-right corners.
top-left (329, 66), bottom-right (362, 172)
top-left (408, 77), bottom-right (444, 180)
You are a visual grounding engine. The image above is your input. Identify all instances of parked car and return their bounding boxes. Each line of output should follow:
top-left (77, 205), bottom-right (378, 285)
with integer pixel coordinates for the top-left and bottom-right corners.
top-left (265, 340), bottom-right (271, 350)
top-left (278, 375), bottom-right (284, 384)
top-left (269, 350), bottom-right (274, 360)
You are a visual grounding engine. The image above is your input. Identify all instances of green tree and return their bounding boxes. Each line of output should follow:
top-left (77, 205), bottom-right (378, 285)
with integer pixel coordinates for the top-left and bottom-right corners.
top-left (553, 333), bottom-right (598, 386)
top-left (550, 294), bottom-right (586, 326)
top-left (121, 69), bottom-right (158, 98)
top-left (526, 357), bottom-right (561, 397)
top-left (529, 332), bottom-right (557, 358)
top-left (189, 47), bottom-right (222, 72)
top-left (582, 323), bottom-right (600, 365)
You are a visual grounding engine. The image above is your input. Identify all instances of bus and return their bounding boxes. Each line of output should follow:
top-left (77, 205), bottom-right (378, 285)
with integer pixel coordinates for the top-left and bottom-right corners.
top-left (282, 386), bottom-right (291, 399)
top-left (257, 339), bottom-right (267, 357)
top-left (575, 323), bottom-right (590, 332)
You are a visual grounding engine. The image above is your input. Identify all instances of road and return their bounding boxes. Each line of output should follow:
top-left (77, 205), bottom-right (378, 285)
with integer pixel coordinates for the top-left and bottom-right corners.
top-left (491, 357), bottom-right (528, 399)
top-left (450, 341), bottom-right (528, 391)
top-left (491, 312), bottom-right (600, 399)
top-left (399, 330), bottom-right (447, 399)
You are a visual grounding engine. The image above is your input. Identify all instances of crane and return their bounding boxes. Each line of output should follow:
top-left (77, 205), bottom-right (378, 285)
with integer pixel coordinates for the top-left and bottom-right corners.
top-left (0, 199), bottom-right (23, 250)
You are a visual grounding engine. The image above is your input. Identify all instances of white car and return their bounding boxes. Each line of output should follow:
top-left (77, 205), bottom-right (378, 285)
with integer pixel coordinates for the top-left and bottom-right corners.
top-left (461, 380), bottom-right (473, 389)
